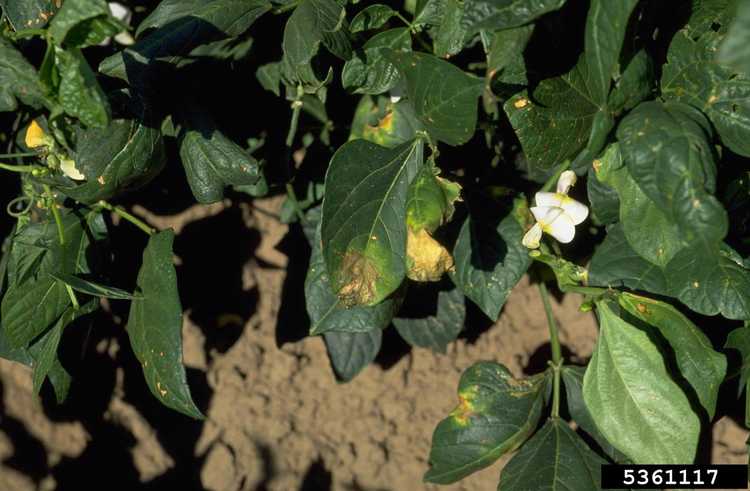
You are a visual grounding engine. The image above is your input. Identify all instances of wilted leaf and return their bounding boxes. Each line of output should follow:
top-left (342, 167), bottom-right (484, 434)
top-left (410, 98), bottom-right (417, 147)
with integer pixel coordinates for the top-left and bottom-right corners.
top-left (0, 39), bottom-right (50, 112)
top-left (178, 110), bottom-right (261, 204)
top-left (282, 0), bottom-right (348, 67)
top-left (49, 0), bottom-right (122, 48)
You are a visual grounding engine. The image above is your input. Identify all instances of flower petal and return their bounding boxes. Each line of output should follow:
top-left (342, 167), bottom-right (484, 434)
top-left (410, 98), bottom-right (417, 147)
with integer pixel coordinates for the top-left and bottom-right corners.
top-left (522, 223), bottom-right (543, 249)
top-left (531, 205), bottom-right (555, 222)
top-left (534, 191), bottom-right (564, 209)
top-left (60, 159), bottom-right (86, 181)
top-left (542, 212), bottom-right (576, 243)
top-left (557, 170), bottom-right (577, 194)
top-left (560, 196), bottom-right (589, 225)
top-left (25, 120), bottom-right (47, 148)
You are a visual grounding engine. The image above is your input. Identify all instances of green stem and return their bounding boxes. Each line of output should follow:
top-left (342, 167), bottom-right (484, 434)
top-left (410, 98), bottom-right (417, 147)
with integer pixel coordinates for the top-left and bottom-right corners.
top-left (285, 99), bottom-right (306, 223)
top-left (44, 185), bottom-right (66, 246)
top-left (44, 185), bottom-right (80, 310)
top-left (0, 162), bottom-right (35, 173)
top-left (6, 28), bottom-right (46, 40)
top-left (65, 284), bottom-right (80, 310)
top-left (394, 12), bottom-right (414, 28)
top-left (273, 1), bottom-right (299, 14)
top-left (98, 201), bottom-right (155, 235)
top-left (538, 281), bottom-right (562, 419)
top-left (540, 160), bottom-right (571, 193)
top-left (0, 152), bottom-right (39, 158)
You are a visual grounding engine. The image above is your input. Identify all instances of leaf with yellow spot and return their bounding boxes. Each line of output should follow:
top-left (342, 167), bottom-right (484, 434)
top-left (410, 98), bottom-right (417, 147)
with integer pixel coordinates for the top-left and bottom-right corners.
top-left (126, 231), bottom-right (203, 419)
top-left (424, 361), bottom-right (547, 484)
top-left (349, 95), bottom-right (423, 148)
top-left (322, 138), bottom-right (423, 306)
top-left (618, 292), bottom-right (726, 418)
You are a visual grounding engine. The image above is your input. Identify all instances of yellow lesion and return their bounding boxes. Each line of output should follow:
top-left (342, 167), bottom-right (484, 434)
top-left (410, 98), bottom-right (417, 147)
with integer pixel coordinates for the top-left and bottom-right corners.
top-left (450, 387), bottom-right (478, 426)
top-left (156, 381), bottom-right (167, 397)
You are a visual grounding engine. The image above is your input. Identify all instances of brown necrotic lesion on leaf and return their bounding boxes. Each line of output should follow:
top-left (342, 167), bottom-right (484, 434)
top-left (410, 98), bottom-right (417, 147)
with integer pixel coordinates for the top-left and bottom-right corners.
top-left (406, 228), bottom-right (454, 282)
top-left (337, 249), bottom-right (381, 306)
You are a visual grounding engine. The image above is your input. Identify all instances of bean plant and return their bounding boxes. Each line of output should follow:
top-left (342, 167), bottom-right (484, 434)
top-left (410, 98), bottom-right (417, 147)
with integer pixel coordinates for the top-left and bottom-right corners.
top-left (1, 0), bottom-right (749, 488)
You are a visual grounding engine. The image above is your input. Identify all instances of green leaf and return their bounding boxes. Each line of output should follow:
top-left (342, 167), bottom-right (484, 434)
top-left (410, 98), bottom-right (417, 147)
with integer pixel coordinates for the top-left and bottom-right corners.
top-left (666, 242), bottom-right (750, 320)
top-left (282, 0), bottom-right (348, 67)
top-left (30, 311), bottom-right (66, 396)
top-left (256, 62), bottom-right (281, 96)
top-left (342, 28), bottom-right (411, 95)
top-left (29, 301), bottom-right (97, 399)
top-left (393, 286), bottom-right (465, 353)
top-left (586, 167), bottom-right (619, 225)
top-left (561, 365), bottom-right (628, 462)
top-left (662, 29), bottom-right (750, 158)
top-left (450, 198), bottom-right (532, 320)
top-left (385, 51), bottom-right (483, 146)
top-left (134, 0), bottom-right (206, 36)
top-left (55, 47), bottom-right (111, 128)
top-left (321, 138), bottom-right (423, 306)
top-left (126, 231), bottom-right (203, 419)
top-left (1, 213), bottom-right (88, 349)
top-left (305, 215), bottom-right (402, 335)
top-left (322, 329), bottom-right (382, 382)
top-left (608, 49), bottom-right (655, 114)
top-left (505, 0), bottom-right (636, 176)
top-left (461, 0), bottom-right (566, 34)
top-left (432, 0), bottom-right (468, 58)
top-left (0, 38), bottom-right (50, 112)
top-left (582, 0), bottom-right (639, 106)
top-left (424, 362), bottom-right (547, 484)
top-left (588, 224), bottom-right (670, 296)
top-left (498, 418), bottom-right (607, 491)
top-left (350, 4), bottom-right (395, 33)
top-left (178, 111), bottom-right (261, 204)
top-left (49, 272), bottom-right (139, 300)
top-left (486, 25), bottom-right (533, 83)
top-left (618, 292), bottom-right (727, 419)
top-left (718, 1), bottom-right (750, 77)
top-left (48, 0), bottom-right (122, 48)
top-left (0, 0), bottom-right (59, 31)
top-left (595, 143), bottom-right (684, 267)
top-left (99, 0), bottom-right (270, 83)
top-left (61, 115), bottom-right (166, 204)
top-left (504, 63), bottom-right (600, 178)
top-left (616, 101), bottom-right (727, 248)
top-left (349, 96), bottom-right (423, 147)
top-left (583, 301), bottom-right (700, 464)
top-left (725, 326), bottom-right (750, 395)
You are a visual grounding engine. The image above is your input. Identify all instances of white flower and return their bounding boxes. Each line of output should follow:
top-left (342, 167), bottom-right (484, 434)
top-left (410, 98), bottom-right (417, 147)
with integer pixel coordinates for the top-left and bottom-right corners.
top-left (98, 3), bottom-right (134, 46)
top-left (522, 170), bottom-right (589, 249)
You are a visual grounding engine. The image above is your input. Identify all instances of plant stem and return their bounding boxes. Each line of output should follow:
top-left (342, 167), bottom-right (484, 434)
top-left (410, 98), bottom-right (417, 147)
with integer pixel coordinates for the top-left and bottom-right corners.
top-left (98, 201), bottom-right (155, 235)
top-left (0, 152), bottom-right (39, 158)
top-left (540, 160), bottom-right (571, 193)
top-left (538, 281), bottom-right (562, 419)
top-left (44, 185), bottom-right (81, 311)
top-left (284, 99), bottom-right (306, 223)
top-left (0, 162), bottom-right (35, 173)
top-left (44, 185), bottom-right (66, 246)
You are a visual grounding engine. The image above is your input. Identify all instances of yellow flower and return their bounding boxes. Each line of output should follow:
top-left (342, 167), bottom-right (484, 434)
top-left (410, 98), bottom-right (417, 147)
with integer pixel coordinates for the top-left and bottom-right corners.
top-left (522, 170), bottom-right (589, 249)
top-left (25, 120), bottom-right (50, 149)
